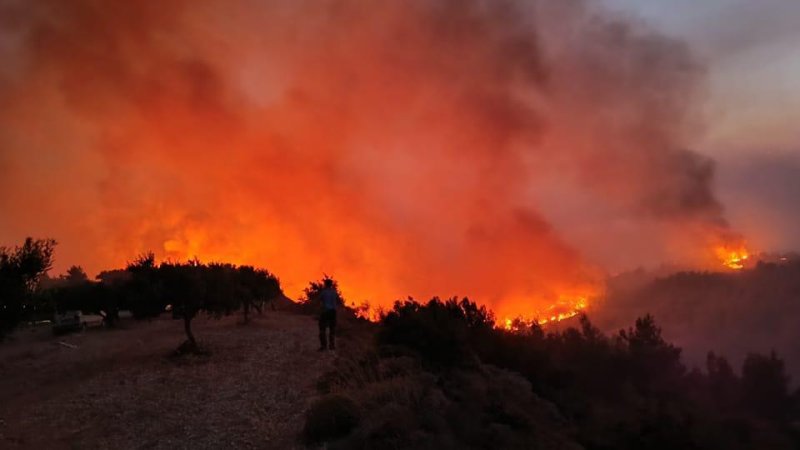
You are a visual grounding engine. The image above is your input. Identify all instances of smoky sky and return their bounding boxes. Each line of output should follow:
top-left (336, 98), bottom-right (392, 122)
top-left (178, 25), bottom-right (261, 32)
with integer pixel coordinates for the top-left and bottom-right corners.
top-left (717, 153), bottom-right (800, 252)
top-left (0, 0), bottom-right (761, 317)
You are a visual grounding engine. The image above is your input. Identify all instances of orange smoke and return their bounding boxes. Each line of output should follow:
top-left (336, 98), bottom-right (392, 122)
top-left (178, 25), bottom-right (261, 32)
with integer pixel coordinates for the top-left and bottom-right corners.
top-left (0, 0), bottom-right (747, 320)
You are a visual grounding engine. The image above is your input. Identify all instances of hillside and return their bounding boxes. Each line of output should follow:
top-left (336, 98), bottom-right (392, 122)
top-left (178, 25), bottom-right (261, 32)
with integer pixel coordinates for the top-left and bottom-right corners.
top-left (305, 298), bottom-right (799, 449)
top-left (0, 311), bottom-right (332, 449)
top-left (594, 260), bottom-right (800, 376)
top-left (2, 295), bottom-right (799, 449)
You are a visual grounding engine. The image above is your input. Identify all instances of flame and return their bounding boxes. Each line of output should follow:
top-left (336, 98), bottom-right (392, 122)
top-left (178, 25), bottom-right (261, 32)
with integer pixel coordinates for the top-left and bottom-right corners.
top-left (1, 0), bottom-right (750, 328)
top-left (500, 293), bottom-right (590, 330)
top-left (350, 301), bottom-right (384, 322)
top-left (714, 244), bottom-right (750, 270)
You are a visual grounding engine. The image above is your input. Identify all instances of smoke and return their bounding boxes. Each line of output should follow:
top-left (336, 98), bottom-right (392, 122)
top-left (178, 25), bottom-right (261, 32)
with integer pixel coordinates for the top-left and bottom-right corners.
top-left (0, 0), bottom-right (736, 317)
top-left (718, 153), bottom-right (800, 252)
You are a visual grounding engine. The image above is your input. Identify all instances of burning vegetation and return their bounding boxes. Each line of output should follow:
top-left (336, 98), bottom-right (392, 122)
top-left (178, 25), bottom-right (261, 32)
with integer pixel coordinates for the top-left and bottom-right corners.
top-left (0, 0), bottom-right (759, 324)
top-left (502, 293), bottom-right (590, 329)
top-left (0, 0), bottom-right (798, 447)
top-left (715, 243), bottom-right (751, 270)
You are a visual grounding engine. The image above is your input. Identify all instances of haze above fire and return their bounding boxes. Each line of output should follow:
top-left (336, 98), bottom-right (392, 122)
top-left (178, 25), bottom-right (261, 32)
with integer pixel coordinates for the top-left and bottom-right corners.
top-left (0, 0), bottom-right (774, 319)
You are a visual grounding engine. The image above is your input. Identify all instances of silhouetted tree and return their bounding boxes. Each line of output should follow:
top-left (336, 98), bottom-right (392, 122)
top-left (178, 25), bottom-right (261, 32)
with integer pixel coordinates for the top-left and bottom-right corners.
top-left (741, 351), bottom-right (791, 421)
top-left (619, 314), bottom-right (684, 395)
top-left (706, 352), bottom-right (739, 410)
top-left (205, 262), bottom-right (237, 317)
top-left (62, 265), bottom-right (89, 284)
top-left (340, 298), bottom-right (800, 448)
top-left (160, 259), bottom-right (267, 353)
top-left (160, 260), bottom-right (206, 352)
top-left (379, 297), bottom-right (492, 367)
top-left (95, 269), bottom-right (133, 327)
top-left (0, 238), bottom-right (56, 339)
top-left (236, 265), bottom-right (280, 323)
top-left (302, 275), bottom-right (342, 307)
top-left (47, 265), bottom-right (93, 313)
top-left (125, 253), bottom-right (165, 319)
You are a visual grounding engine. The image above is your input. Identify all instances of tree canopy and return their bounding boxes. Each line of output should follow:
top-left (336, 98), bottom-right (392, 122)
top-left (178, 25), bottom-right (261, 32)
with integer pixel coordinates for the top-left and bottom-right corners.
top-left (0, 238), bottom-right (56, 338)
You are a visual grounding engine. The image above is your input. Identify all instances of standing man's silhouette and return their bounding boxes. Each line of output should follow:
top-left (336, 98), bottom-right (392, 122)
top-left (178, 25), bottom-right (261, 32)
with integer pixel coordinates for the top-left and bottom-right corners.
top-left (318, 278), bottom-right (340, 351)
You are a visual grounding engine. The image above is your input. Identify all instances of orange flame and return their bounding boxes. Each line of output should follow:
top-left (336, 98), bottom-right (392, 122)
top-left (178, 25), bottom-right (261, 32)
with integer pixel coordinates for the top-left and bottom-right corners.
top-left (714, 244), bottom-right (750, 270)
top-left (500, 293), bottom-right (590, 330)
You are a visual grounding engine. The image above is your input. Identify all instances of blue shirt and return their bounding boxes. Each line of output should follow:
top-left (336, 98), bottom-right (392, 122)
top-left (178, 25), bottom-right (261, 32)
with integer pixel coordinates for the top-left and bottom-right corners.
top-left (320, 287), bottom-right (339, 311)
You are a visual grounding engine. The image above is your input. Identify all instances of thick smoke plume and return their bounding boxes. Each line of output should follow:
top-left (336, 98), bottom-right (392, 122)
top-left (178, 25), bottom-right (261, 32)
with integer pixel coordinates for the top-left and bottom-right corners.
top-left (0, 0), bottom-right (736, 318)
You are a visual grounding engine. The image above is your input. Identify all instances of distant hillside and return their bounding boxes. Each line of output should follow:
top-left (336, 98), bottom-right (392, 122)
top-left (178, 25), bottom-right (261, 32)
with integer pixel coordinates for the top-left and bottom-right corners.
top-left (593, 259), bottom-right (800, 377)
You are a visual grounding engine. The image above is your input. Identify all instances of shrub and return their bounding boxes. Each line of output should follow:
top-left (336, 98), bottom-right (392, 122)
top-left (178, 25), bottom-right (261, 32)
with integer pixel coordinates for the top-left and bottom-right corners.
top-left (303, 394), bottom-right (361, 443)
top-left (378, 297), bottom-right (492, 367)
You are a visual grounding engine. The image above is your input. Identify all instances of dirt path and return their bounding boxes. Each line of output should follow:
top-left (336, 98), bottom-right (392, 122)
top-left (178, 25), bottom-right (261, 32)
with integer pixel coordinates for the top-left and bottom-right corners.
top-left (0, 311), bottom-right (334, 449)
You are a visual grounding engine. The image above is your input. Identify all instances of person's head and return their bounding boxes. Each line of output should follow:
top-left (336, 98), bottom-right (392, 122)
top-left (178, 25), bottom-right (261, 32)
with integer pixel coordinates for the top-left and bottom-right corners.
top-left (323, 278), bottom-right (333, 288)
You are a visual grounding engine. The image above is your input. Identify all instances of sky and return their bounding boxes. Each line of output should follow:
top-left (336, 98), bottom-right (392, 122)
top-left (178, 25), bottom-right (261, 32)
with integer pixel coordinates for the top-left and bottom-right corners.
top-left (602, 0), bottom-right (800, 252)
top-left (0, 0), bottom-right (798, 318)
top-left (605, 0), bottom-right (800, 153)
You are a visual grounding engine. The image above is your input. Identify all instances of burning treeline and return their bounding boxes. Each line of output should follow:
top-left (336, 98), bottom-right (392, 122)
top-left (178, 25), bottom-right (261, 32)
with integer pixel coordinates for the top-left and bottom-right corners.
top-left (0, 0), bottom-right (748, 322)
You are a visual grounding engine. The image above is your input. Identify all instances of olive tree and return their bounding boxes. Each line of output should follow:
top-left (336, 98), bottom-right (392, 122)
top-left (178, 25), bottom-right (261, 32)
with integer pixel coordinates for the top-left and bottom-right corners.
top-left (0, 238), bottom-right (56, 339)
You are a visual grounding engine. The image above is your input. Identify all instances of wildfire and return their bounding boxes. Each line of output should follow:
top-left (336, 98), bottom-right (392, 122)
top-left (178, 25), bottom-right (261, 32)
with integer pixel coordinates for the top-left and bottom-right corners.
top-left (351, 302), bottom-right (383, 322)
top-left (346, 291), bottom-right (595, 331)
top-left (5, 0), bottom-right (753, 335)
top-left (714, 244), bottom-right (750, 270)
top-left (501, 294), bottom-right (589, 330)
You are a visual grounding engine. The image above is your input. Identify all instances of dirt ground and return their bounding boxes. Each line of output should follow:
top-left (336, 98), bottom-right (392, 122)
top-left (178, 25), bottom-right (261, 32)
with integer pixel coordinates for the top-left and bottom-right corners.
top-left (0, 311), bottom-right (335, 449)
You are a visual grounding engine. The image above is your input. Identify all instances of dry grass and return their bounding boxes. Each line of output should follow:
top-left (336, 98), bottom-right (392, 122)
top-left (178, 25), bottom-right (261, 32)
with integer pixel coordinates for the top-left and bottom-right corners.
top-left (0, 311), bottom-right (336, 449)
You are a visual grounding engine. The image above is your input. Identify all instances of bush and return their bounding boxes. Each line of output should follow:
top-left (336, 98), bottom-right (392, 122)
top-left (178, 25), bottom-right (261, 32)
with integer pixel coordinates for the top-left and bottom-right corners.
top-left (378, 297), bottom-right (493, 367)
top-left (303, 394), bottom-right (361, 443)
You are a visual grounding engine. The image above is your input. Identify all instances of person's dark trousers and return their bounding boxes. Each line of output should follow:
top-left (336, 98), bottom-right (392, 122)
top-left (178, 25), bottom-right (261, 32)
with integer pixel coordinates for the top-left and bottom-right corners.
top-left (319, 309), bottom-right (337, 350)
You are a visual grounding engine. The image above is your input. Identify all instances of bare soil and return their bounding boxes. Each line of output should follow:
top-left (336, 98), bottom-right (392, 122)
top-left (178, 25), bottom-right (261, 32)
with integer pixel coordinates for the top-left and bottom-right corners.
top-left (0, 311), bottom-right (334, 449)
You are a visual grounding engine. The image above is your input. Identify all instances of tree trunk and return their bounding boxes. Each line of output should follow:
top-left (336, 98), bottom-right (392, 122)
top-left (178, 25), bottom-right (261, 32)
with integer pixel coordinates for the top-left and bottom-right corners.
top-left (183, 315), bottom-right (197, 349)
top-left (243, 302), bottom-right (250, 324)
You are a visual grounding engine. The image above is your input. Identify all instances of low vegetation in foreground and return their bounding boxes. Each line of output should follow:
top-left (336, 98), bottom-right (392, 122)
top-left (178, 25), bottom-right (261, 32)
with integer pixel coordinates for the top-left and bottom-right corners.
top-left (308, 298), bottom-right (800, 449)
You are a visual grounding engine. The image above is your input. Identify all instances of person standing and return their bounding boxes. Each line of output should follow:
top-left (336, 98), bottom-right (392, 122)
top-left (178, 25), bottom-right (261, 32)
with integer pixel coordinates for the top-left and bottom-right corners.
top-left (318, 278), bottom-right (339, 351)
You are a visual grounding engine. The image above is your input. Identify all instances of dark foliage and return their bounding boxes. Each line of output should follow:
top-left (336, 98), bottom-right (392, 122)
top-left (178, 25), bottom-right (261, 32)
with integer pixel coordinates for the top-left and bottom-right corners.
top-left (299, 275), bottom-right (344, 312)
top-left (2, 243), bottom-right (282, 350)
top-left (378, 297), bottom-right (494, 367)
top-left (0, 238), bottom-right (56, 339)
top-left (303, 394), bottom-right (361, 443)
top-left (741, 351), bottom-right (791, 421)
top-left (122, 259), bottom-right (281, 350)
top-left (598, 260), bottom-right (800, 377)
top-left (235, 265), bottom-right (281, 323)
top-left (325, 297), bottom-right (800, 449)
top-left (125, 252), bottom-right (165, 319)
